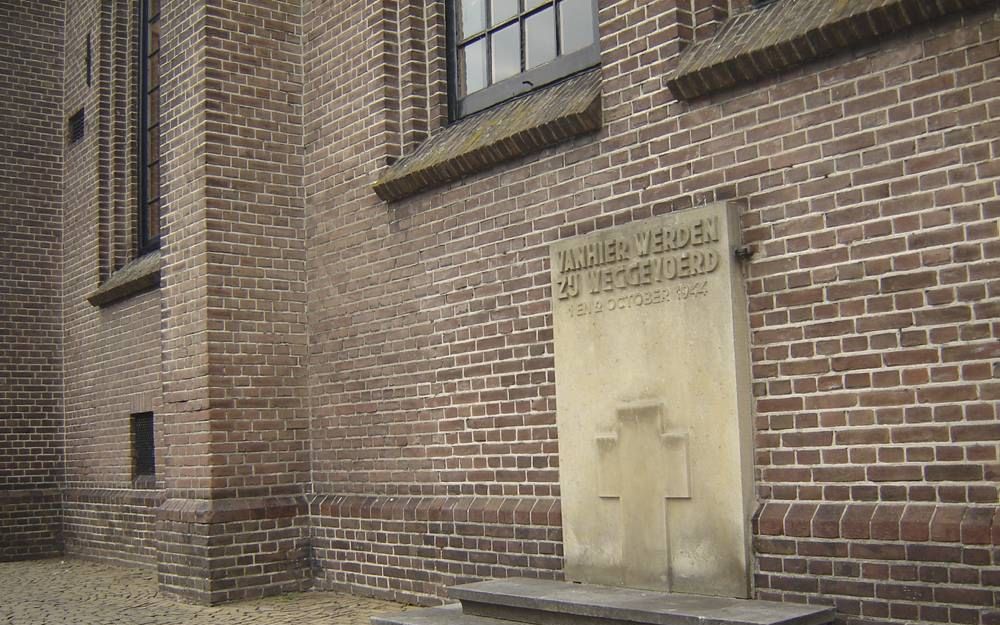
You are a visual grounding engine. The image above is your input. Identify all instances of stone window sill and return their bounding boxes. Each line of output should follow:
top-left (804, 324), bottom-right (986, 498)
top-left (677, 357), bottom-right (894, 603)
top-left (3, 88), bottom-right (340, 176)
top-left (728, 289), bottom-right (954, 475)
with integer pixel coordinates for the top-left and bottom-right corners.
top-left (87, 248), bottom-right (161, 307)
top-left (666, 0), bottom-right (993, 101)
top-left (373, 67), bottom-right (603, 203)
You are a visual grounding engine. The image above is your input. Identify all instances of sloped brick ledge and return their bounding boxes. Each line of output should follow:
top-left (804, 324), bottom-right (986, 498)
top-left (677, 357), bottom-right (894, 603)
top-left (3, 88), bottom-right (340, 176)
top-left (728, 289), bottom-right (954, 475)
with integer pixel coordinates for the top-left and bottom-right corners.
top-left (373, 68), bottom-right (602, 202)
top-left (157, 495), bottom-right (307, 523)
top-left (87, 249), bottom-right (161, 307)
top-left (666, 0), bottom-right (994, 100)
top-left (755, 501), bottom-right (1000, 544)
top-left (311, 493), bottom-right (563, 526)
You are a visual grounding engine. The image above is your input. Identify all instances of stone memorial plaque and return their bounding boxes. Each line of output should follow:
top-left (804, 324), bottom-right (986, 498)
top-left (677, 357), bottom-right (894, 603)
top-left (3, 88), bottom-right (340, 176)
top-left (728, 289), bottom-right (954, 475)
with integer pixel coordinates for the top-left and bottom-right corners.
top-left (551, 202), bottom-right (753, 598)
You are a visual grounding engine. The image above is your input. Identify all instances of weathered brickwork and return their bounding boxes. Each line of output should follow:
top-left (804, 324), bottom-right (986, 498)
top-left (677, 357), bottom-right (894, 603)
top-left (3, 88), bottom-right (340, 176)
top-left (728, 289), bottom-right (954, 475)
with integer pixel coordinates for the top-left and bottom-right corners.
top-left (62, 489), bottom-right (162, 567)
top-left (154, 0), bottom-right (310, 602)
top-left (0, 0), bottom-right (64, 561)
top-left (0, 491), bottom-right (62, 561)
top-left (1, 0), bottom-right (997, 621)
top-left (303, 1), bottom-right (999, 620)
top-left (156, 497), bottom-right (311, 604)
top-left (310, 495), bottom-right (563, 604)
top-left (60, 0), bottom-right (163, 566)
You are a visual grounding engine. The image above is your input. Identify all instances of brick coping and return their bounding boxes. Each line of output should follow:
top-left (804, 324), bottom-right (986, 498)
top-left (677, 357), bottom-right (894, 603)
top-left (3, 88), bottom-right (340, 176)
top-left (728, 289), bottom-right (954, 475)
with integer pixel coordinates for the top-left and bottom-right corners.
top-left (373, 68), bottom-right (602, 202)
top-left (755, 501), bottom-right (1000, 545)
top-left (86, 248), bottom-right (161, 306)
top-left (666, 0), bottom-right (994, 100)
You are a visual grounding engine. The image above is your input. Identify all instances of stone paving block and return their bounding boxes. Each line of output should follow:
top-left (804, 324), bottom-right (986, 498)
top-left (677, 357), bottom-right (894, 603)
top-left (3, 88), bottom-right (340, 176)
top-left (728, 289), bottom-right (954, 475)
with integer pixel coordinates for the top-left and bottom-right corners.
top-left (0, 558), bottom-right (405, 625)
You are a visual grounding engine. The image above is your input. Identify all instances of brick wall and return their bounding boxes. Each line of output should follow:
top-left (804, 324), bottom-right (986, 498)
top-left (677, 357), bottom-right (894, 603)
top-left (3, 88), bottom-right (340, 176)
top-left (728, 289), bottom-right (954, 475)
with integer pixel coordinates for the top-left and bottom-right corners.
top-left (62, 489), bottom-right (161, 567)
top-left (156, 0), bottom-right (310, 603)
top-left (0, 0), bottom-right (64, 561)
top-left (311, 495), bottom-right (563, 603)
top-left (60, 0), bottom-right (164, 567)
top-left (302, 0), bottom-right (999, 620)
top-left (4, 0), bottom-right (995, 620)
top-left (303, 0), bottom-right (568, 603)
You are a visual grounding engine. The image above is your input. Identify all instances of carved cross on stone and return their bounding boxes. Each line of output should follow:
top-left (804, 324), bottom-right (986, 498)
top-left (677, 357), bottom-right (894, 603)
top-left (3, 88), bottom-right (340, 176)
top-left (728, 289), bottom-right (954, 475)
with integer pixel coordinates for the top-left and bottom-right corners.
top-left (595, 402), bottom-right (690, 590)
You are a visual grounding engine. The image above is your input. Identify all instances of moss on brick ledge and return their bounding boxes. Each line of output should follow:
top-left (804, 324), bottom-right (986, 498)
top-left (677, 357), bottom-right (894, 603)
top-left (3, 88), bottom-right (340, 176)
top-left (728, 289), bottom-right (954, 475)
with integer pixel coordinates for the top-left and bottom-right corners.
top-left (87, 249), bottom-right (161, 307)
top-left (373, 68), bottom-right (602, 202)
top-left (666, 0), bottom-right (994, 100)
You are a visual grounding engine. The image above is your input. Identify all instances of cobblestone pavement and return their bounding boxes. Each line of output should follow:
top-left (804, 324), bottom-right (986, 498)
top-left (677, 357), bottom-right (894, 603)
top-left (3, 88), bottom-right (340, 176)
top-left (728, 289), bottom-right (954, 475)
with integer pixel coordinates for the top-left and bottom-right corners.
top-left (0, 558), bottom-right (407, 625)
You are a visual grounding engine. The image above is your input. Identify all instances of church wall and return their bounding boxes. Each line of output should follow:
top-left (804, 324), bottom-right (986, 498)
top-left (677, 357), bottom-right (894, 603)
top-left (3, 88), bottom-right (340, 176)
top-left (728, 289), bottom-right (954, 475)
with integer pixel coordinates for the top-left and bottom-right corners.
top-left (0, 0), bottom-right (995, 620)
top-left (0, 0), bottom-right (65, 561)
top-left (302, 0), bottom-right (566, 602)
top-left (59, 0), bottom-right (164, 567)
top-left (153, 0), bottom-right (313, 604)
top-left (303, 1), bottom-right (1000, 620)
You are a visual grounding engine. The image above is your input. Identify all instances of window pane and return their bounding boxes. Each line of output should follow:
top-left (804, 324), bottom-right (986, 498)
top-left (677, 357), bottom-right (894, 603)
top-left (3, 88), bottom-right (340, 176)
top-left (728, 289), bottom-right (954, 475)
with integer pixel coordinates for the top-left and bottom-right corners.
top-left (149, 20), bottom-right (159, 54)
top-left (147, 88), bottom-right (159, 128)
top-left (525, 0), bottom-right (550, 10)
top-left (147, 124), bottom-right (159, 163)
top-left (491, 22), bottom-right (520, 83)
top-left (559, 0), bottom-right (595, 54)
top-left (491, 0), bottom-right (517, 25)
top-left (146, 200), bottom-right (160, 241)
top-left (147, 162), bottom-right (159, 202)
top-left (525, 6), bottom-right (556, 69)
top-left (148, 51), bottom-right (159, 90)
top-left (461, 38), bottom-right (487, 95)
top-left (460, 0), bottom-right (486, 39)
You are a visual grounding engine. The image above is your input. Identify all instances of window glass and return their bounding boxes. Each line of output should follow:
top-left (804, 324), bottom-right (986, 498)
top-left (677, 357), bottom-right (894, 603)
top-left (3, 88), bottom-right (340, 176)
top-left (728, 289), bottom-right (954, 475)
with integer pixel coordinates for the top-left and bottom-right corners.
top-left (461, 0), bottom-right (486, 38)
top-left (491, 23), bottom-right (520, 83)
top-left (138, 0), bottom-right (161, 252)
top-left (491, 0), bottom-right (518, 25)
top-left (450, 0), bottom-right (598, 117)
top-left (559, 0), bottom-right (595, 55)
top-left (462, 38), bottom-right (487, 95)
top-left (146, 200), bottom-right (160, 241)
top-left (147, 124), bottom-right (159, 163)
top-left (525, 7), bottom-right (556, 70)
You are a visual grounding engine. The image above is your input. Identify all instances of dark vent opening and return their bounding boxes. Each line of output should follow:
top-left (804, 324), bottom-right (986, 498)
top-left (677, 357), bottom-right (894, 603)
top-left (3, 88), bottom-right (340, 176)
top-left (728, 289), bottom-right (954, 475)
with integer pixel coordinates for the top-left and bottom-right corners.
top-left (131, 412), bottom-right (155, 479)
top-left (86, 33), bottom-right (92, 87)
top-left (68, 108), bottom-right (85, 144)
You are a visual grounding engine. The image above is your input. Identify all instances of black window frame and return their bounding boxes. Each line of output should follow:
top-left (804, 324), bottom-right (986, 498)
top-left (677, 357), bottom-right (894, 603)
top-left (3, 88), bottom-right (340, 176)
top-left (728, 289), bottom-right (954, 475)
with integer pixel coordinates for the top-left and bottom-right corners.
top-left (447, 0), bottom-right (600, 120)
top-left (137, 0), bottom-right (161, 255)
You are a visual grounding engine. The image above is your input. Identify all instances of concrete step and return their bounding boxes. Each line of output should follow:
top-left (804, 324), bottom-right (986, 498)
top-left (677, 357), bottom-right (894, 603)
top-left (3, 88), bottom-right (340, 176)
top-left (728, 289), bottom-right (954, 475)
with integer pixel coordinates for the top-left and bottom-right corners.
top-left (372, 605), bottom-right (492, 625)
top-left (447, 578), bottom-right (835, 625)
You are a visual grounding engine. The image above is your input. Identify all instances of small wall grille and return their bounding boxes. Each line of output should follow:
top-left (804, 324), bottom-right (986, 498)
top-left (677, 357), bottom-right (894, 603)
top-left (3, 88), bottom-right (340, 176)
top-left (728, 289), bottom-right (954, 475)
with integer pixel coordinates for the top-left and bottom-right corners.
top-left (131, 412), bottom-right (155, 478)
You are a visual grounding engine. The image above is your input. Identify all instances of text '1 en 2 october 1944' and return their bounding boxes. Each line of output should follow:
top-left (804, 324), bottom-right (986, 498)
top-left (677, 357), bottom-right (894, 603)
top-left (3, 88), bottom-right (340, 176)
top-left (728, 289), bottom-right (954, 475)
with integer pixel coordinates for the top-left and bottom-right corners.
top-left (553, 216), bottom-right (722, 310)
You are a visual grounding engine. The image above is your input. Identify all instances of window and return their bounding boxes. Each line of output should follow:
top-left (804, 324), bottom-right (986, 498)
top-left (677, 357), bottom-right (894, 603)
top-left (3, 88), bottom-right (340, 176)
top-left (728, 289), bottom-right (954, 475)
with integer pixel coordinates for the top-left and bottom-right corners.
top-left (131, 412), bottom-right (155, 484)
top-left (137, 0), bottom-right (161, 254)
top-left (448, 0), bottom-right (599, 118)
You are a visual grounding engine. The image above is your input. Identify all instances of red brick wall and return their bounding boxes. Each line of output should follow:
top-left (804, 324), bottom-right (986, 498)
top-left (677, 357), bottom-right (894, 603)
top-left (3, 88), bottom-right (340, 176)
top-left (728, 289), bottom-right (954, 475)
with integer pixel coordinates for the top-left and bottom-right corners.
top-left (303, 0), bottom-right (568, 602)
top-left (60, 0), bottom-right (164, 567)
top-left (6, 0), bottom-right (995, 620)
top-left (62, 489), bottom-right (161, 567)
top-left (155, 0), bottom-right (311, 603)
top-left (158, 0), bottom-right (308, 502)
top-left (303, 0), bottom-right (999, 620)
top-left (0, 0), bottom-right (64, 561)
